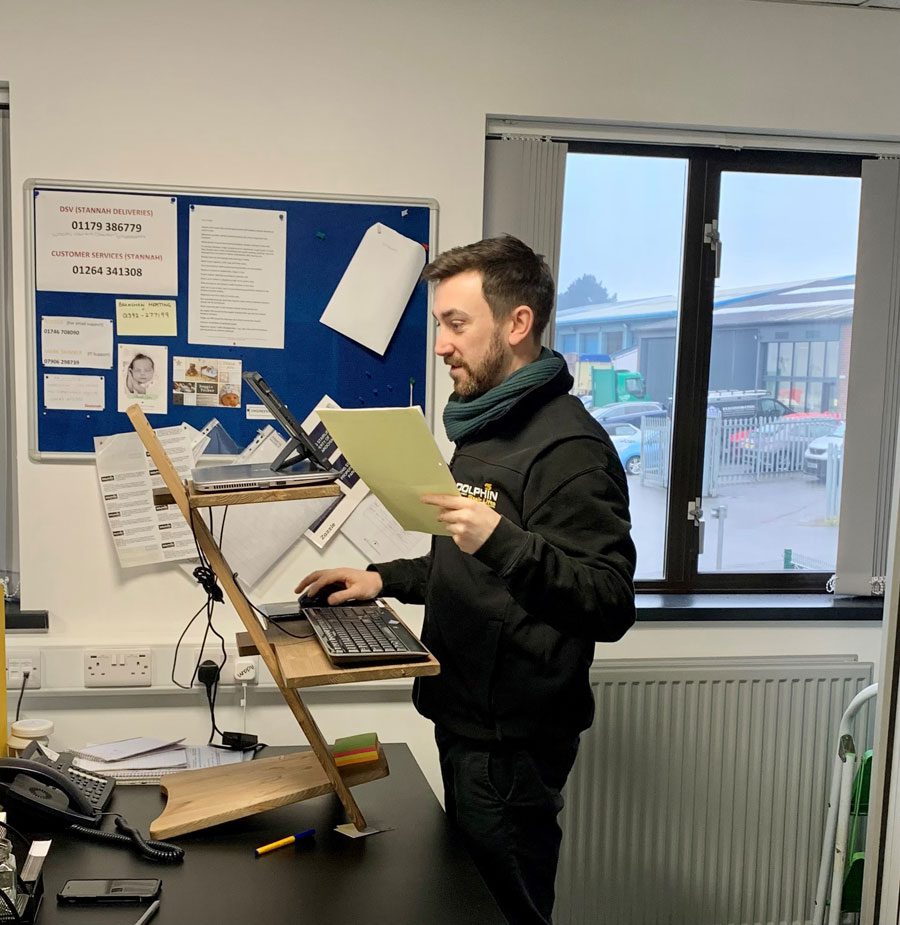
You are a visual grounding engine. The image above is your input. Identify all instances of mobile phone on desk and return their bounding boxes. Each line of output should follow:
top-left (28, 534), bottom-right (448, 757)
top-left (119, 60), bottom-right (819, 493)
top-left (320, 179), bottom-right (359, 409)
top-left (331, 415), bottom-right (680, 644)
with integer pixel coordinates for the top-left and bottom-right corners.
top-left (57, 878), bottom-right (161, 904)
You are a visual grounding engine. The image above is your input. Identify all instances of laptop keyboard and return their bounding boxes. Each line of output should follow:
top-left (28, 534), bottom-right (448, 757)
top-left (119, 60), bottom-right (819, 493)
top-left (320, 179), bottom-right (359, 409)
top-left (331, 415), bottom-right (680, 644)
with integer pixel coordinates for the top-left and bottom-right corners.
top-left (304, 604), bottom-right (429, 664)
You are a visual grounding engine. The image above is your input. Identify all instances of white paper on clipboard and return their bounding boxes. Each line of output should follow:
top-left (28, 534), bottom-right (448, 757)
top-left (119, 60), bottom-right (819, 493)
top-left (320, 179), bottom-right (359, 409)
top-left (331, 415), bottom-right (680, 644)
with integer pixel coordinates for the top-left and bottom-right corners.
top-left (319, 223), bottom-right (426, 355)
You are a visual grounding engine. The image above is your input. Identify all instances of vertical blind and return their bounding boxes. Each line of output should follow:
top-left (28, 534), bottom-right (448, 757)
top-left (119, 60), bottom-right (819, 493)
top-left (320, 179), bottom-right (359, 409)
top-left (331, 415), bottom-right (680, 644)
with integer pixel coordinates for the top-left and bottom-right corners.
top-left (483, 136), bottom-right (567, 348)
top-left (835, 158), bottom-right (900, 596)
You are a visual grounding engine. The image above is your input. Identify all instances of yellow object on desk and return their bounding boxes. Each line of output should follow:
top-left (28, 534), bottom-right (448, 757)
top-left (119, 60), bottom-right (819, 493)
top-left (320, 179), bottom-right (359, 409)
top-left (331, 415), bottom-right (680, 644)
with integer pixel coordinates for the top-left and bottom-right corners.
top-left (254, 827), bottom-right (315, 857)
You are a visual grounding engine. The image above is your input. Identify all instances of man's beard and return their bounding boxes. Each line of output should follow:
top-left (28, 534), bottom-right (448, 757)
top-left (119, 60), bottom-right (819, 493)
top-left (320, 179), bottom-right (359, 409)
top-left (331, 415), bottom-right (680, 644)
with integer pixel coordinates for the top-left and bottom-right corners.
top-left (449, 328), bottom-right (510, 399)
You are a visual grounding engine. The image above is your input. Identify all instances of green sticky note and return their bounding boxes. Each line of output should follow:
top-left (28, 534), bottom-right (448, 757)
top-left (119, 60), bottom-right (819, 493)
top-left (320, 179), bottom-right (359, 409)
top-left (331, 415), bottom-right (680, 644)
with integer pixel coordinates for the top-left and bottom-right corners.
top-left (332, 732), bottom-right (378, 753)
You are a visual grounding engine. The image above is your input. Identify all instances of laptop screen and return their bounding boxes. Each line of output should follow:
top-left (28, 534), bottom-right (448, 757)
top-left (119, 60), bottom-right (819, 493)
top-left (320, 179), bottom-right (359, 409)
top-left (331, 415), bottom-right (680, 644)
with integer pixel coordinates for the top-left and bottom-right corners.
top-left (242, 372), bottom-right (332, 471)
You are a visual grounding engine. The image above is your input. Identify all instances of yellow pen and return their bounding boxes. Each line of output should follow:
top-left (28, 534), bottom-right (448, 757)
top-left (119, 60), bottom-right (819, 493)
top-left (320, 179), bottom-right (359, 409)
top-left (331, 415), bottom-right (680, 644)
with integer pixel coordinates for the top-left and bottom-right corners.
top-left (254, 827), bottom-right (315, 857)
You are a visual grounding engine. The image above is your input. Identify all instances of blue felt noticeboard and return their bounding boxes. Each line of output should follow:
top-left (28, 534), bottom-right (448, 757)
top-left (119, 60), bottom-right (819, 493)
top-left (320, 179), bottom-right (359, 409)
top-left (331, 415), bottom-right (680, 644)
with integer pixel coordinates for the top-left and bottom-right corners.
top-left (27, 181), bottom-right (437, 459)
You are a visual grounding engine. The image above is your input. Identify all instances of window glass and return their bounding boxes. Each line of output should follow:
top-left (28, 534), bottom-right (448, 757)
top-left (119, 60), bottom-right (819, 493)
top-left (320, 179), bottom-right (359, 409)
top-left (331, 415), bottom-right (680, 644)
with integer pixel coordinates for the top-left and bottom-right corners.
top-left (700, 172), bottom-right (859, 575)
top-left (579, 332), bottom-right (598, 354)
top-left (825, 340), bottom-right (839, 379)
top-left (809, 341), bottom-right (826, 377)
top-left (605, 332), bottom-right (624, 354)
top-left (555, 145), bottom-right (860, 590)
top-left (777, 342), bottom-right (792, 376)
top-left (793, 341), bottom-right (809, 378)
top-left (557, 152), bottom-right (688, 580)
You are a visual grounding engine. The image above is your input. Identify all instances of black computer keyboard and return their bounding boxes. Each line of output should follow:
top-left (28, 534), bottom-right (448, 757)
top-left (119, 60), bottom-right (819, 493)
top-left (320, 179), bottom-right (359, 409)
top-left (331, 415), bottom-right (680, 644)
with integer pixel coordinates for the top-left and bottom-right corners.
top-left (303, 602), bottom-right (430, 665)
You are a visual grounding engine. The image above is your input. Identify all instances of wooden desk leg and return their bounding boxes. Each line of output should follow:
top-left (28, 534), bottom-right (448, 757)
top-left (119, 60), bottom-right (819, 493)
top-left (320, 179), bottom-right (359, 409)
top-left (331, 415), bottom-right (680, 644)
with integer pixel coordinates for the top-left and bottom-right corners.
top-left (126, 404), bottom-right (369, 832)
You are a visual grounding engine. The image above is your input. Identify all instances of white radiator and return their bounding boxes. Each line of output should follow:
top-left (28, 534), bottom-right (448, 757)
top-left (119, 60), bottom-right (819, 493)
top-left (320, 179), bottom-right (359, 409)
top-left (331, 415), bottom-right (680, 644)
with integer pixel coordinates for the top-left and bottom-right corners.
top-left (555, 656), bottom-right (874, 925)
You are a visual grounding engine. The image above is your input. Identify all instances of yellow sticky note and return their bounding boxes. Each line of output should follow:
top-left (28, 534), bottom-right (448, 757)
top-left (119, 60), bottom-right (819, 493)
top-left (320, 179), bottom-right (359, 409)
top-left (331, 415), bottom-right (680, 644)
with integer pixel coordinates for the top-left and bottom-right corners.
top-left (116, 299), bottom-right (177, 336)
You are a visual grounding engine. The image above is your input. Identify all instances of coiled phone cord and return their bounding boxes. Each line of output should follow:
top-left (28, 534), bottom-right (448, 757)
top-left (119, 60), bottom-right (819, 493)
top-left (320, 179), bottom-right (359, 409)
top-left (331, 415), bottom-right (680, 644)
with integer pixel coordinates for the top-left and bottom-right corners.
top-left (69, 815), bottom-right (184, 864)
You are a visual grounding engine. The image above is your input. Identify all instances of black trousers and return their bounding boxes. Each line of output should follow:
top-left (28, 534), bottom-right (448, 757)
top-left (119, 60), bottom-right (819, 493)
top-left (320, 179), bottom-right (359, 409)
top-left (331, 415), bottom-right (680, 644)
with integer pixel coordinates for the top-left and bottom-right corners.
top-left (435, 726), bottom-right (580, 925)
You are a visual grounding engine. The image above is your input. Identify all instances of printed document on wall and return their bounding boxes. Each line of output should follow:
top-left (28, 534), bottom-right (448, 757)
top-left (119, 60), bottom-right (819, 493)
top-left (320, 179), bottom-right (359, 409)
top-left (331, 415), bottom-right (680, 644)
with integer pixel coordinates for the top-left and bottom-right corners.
top-left (41, 316), bottom-right (113, 369)
top-left (94, 427), bottom-right (196, 568)
top-left (343, 493), bottom-right (431, 562)
top-left (302, 396), bottom-right (371, 549)
top-left (44, 374), bottom-right (105, 411)
top-left (34, 190), bottom-right (177, 295)
top-left (319, 223), bottom-right (425, 355)
top-left (188, 205), bottom-right (287, 349)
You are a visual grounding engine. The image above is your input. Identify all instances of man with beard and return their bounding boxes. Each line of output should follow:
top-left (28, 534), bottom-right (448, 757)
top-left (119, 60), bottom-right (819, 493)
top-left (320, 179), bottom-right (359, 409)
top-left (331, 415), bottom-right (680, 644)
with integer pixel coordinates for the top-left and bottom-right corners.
top-left (297, 235), bottom-right (636, 925)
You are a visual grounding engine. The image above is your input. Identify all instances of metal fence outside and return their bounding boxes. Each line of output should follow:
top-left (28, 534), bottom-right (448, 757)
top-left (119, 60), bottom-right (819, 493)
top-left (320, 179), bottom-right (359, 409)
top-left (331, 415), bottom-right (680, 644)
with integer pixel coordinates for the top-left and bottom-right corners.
top-left (639, 414), bottom-right (844, 497)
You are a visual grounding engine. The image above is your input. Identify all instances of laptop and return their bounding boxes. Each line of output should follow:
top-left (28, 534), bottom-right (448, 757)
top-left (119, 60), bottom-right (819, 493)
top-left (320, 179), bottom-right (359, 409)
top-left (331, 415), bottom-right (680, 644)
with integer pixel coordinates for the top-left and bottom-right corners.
top-left (191, 372), bottom-right (340, 493)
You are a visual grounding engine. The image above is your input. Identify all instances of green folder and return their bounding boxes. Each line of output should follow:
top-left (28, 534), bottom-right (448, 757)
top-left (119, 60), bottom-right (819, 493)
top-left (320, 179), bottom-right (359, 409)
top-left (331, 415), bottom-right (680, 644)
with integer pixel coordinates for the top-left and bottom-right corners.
top-left (318, 406), bottom-right (458, 535)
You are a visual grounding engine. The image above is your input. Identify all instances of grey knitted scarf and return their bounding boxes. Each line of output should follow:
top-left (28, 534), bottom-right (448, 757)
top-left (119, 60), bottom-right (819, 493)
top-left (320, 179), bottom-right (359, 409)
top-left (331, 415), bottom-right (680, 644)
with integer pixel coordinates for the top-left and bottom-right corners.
top-left (443, 347), bottom-right (565, 443)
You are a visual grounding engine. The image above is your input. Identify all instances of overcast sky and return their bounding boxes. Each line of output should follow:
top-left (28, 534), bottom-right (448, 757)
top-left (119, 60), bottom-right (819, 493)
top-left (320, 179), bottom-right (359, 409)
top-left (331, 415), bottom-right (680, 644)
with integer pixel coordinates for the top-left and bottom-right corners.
top-left (558, 153), bottom-right (862, 302)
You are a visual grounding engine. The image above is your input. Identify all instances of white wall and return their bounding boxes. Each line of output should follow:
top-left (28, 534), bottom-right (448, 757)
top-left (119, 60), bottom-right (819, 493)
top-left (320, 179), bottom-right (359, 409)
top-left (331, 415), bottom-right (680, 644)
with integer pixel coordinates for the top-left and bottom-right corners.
top-left (1, 0), bottom-right (897, 795)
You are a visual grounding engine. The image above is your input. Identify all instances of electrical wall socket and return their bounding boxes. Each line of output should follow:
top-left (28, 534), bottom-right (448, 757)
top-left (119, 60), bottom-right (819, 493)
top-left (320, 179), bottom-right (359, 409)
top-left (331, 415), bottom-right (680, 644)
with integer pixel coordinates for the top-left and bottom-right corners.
top-left (84, 649), bottom-right (152, 688)
top-left (7, 650), bottom-right (42, 690)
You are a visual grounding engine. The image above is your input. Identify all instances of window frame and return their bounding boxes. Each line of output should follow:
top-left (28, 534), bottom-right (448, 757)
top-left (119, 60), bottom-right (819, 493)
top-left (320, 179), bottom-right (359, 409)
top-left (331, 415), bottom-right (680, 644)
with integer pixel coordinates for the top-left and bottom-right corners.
top-left (564, 140), bottom-right (866, 593)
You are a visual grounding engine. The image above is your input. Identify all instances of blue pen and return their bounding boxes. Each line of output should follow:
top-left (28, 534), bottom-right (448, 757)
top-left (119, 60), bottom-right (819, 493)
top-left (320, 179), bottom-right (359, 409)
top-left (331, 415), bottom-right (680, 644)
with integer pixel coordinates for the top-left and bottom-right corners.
top-left (254, 827), bottom-right (316, 857)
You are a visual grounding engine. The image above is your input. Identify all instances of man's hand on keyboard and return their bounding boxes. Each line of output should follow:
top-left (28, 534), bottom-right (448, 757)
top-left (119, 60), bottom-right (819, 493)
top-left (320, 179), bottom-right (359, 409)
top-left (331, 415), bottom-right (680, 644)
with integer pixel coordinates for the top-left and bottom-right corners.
top-left (295, 568), bottom-right (383, 606)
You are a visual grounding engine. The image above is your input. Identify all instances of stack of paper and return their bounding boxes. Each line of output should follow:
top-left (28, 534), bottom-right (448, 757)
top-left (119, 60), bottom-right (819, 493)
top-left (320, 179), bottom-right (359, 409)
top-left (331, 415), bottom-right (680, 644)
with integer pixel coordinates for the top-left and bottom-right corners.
top-left (71, 736), bottom-right (250, 784)
top-left (331, 732), bottom-right (380, 768)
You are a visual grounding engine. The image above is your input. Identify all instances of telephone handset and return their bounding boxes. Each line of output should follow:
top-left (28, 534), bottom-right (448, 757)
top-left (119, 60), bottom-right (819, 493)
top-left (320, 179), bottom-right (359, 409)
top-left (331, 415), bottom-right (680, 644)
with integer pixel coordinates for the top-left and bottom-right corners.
top-left (0, 756), bottom-right (106, 827)
top-left (0, 750), bottom-right (183, 864)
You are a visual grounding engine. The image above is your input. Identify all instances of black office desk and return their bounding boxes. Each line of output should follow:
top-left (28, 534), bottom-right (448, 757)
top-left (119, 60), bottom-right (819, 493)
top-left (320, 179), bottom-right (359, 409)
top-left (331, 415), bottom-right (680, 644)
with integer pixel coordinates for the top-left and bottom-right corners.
top-left (33, 745), bottom-right (504, 924)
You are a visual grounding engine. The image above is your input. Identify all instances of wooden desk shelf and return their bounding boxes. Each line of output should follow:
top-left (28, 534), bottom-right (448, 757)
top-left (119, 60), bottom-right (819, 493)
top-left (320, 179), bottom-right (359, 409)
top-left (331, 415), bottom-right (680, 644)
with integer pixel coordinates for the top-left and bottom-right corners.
top-left (153, 481), bottom-right (342, 509)
top-left (236, 627), bottom-right (440, 688)
top-left (127, 405), bottom-right (439, 838)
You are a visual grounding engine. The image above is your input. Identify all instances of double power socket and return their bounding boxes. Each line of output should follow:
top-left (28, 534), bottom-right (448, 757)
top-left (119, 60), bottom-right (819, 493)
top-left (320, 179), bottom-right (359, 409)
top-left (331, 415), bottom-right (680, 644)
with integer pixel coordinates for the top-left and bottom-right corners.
top-left (6, 648), bottom-right (259, 690)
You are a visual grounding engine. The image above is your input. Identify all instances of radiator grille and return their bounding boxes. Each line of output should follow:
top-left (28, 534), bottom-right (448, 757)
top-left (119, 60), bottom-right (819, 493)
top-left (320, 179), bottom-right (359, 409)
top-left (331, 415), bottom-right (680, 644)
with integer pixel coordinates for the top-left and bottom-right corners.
top-left (555, 657), bottom-right (874, 925)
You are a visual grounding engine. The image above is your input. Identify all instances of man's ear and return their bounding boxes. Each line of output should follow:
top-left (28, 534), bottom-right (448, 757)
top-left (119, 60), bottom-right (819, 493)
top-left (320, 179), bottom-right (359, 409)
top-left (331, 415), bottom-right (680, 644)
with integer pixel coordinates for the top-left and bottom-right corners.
top-left (507, 305), bottom-right (534, 347)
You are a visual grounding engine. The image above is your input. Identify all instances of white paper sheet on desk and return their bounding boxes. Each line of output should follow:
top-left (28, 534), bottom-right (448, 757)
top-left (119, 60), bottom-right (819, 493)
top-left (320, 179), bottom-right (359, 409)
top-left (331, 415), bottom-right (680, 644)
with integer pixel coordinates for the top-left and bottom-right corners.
top-left (74, 735), bottom-right (185, 762)
top-left (319, 223), bottom-right (426, 355)
top-left (74, 748), bottom-right (187, 773)
top-left (187, 425), bottom-right (334, 588)
top-left (81, 746), bottom-right (249, 784)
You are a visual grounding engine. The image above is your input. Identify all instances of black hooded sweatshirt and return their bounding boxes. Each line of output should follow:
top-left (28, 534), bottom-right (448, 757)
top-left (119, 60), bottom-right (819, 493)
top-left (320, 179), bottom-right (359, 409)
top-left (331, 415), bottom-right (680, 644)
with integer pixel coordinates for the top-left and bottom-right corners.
top-left (372, 360), bottom-right (636, 742)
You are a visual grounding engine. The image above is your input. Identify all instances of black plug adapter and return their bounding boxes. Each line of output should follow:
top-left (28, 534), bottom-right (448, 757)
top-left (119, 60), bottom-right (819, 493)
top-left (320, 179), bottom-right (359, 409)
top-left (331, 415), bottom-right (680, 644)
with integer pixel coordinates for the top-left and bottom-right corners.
top-left (222, 731), bottom-right (258, 750)
top-left (197, 659), bottom-right (221, 688)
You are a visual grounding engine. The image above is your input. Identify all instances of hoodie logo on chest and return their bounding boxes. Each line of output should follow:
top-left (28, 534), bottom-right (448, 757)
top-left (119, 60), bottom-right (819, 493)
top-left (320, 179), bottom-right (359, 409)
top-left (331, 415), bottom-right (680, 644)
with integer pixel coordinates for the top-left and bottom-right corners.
top-left (456, 481), bottom-right (499, 509)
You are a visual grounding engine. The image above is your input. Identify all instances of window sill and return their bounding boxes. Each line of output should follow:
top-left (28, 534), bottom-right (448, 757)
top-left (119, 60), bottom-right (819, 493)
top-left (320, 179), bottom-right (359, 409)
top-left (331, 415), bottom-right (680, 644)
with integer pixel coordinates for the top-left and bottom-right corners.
top-left (636, 593), bottom-right (883, 622)
top-left (3, 601), bottom-right (49, 633)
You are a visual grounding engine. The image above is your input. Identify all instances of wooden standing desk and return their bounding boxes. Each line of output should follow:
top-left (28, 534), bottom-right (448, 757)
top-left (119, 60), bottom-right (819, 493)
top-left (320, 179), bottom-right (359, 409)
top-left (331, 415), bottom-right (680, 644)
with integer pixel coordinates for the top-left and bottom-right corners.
top-left (127, 407), bottom-right (439, 837)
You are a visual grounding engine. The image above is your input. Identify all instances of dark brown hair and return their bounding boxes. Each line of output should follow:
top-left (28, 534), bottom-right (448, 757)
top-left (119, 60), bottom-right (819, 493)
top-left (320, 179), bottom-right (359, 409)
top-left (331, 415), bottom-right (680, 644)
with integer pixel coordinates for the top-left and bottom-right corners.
top-left (422, 235), bottom-right (555, 341)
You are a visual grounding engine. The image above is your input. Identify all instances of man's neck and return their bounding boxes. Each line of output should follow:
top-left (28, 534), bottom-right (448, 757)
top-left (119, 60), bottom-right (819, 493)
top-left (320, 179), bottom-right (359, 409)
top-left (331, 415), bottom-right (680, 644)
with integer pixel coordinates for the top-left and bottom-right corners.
top-left (506, 343), bottom-right (543, 376)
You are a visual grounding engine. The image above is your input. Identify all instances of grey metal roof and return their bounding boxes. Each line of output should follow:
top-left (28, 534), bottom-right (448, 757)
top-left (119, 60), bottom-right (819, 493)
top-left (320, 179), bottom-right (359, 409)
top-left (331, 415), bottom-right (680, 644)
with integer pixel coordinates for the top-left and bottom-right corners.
top-left (555, 275), bottom-right (855, 331)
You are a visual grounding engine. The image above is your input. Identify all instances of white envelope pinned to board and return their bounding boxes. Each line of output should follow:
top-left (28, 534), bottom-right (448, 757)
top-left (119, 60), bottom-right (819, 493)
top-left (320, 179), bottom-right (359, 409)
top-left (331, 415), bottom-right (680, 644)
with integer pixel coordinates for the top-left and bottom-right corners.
top-left (319, 223), bottom-right (426, 355)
